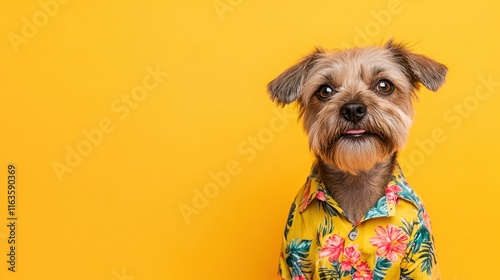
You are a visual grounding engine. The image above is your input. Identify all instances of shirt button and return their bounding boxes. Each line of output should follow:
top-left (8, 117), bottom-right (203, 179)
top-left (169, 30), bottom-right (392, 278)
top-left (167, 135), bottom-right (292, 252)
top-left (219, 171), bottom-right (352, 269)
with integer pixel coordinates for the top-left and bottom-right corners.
top-left (348, 228), bottom-right (358, 241)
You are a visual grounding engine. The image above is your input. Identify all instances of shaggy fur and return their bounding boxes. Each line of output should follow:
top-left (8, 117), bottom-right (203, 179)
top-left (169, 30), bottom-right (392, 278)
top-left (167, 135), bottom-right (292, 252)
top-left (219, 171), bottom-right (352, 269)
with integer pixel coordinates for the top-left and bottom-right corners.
top-left (268, 40), bottom-right (447, 223)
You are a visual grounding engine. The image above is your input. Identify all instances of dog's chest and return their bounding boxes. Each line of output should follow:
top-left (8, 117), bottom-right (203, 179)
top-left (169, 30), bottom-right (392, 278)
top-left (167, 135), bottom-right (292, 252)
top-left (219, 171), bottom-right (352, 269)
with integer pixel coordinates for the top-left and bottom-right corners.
top-left (278, 172), bottom-right (439, 279)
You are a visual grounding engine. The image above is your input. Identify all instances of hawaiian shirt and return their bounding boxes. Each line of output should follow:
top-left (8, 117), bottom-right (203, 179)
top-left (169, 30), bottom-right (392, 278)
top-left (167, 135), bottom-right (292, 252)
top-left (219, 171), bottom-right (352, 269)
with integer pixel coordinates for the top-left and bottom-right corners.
top-left (278, 162), bottom-right (440, 280)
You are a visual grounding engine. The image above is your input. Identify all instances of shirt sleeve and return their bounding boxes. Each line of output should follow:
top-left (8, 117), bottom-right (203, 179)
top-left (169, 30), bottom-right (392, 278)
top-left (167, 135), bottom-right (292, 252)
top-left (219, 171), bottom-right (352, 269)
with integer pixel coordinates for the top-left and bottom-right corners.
top-left (400, 217), bottom-right (441, 280)
top-left (278, 201), bottom-right (295, 280)
top-left (278, 238), bottom-right (292, 280)
top-left (278, 185), bottom-right (317, 280)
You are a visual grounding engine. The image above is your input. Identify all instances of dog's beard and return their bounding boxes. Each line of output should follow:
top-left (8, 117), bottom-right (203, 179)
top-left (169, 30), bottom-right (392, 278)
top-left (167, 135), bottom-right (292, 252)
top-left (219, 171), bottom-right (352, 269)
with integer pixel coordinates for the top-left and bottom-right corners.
top-left (306, 105), bottom-right (412, 175)
top-left (330, 135), bottom-right (393, 174)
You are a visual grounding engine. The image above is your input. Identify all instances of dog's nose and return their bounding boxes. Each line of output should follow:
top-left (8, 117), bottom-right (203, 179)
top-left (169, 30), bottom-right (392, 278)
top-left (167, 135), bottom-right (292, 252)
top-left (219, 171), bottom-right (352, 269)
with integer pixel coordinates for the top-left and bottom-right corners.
top-left (340, 102), bottom-right (367, 123)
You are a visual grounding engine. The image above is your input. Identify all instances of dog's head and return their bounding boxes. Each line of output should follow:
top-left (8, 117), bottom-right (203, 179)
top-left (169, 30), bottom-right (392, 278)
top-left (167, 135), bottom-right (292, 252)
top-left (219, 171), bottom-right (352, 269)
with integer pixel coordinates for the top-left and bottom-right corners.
top-left (267, 40), bottom-right (447, 174)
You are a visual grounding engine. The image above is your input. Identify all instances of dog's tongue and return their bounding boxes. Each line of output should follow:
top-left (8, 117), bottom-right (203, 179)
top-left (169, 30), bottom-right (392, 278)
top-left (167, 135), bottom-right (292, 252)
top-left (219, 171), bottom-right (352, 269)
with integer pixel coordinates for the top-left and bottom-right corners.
top-left (345, 129), bottom-right (366, 135)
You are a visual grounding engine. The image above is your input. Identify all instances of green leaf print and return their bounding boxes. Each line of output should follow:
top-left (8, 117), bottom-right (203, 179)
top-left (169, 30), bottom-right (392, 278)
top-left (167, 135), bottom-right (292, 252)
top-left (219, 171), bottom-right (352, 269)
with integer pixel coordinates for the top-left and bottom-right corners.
top-left (400, 218), bottom-right (415, 237)
top-left (286, 238), bottom-right (312, 277)
top-left (395, 180), bottom-right (421, 206)
top-left (400, 266), bottom-right (415, 280)
top-left (411, 226), bottom-right (430, 255)
top-left (342, 268), bottom-right (353, 278)
top-left (364, 197), bottom-right (388, 219)
top-left (284, 202), bottom-right (296, 238)
top-left (419, 240), bottom-right (436, 276)
top-left (318, 199), bottom-right (338, 217)
top-left (373, 257), bottom-right (392, 280)
top-left (316, 216), bottom-right (334, 246)
top-left (318, 262), bottom-right (341, 280)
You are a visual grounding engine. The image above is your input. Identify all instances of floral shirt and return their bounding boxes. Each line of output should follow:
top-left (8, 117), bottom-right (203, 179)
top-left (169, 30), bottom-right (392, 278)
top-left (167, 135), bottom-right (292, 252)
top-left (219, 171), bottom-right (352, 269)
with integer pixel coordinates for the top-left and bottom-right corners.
top-left (278, 162), bottom-right (440, 280)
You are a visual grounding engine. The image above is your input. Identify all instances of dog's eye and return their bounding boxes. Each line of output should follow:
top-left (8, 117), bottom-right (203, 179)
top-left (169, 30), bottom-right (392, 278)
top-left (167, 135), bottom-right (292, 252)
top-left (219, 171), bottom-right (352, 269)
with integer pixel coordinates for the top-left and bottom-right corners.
top-left (316, 85), bottom-right (336, 100)
top-left (375, 79), bottom-right (394, 95)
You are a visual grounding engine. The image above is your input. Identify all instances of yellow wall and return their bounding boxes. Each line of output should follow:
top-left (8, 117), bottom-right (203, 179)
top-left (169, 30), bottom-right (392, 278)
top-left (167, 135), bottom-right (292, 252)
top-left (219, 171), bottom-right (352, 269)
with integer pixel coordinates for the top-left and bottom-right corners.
top-left (1, 1), bottom-right (498, 279)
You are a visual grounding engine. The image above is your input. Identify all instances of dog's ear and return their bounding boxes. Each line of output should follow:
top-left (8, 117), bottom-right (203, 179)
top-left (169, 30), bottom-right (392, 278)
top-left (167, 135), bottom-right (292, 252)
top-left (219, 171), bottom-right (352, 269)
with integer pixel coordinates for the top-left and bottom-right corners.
top-left (267, 49), bottom-right (324, 106)
top-left (385, 40), bottom-right (448, 92)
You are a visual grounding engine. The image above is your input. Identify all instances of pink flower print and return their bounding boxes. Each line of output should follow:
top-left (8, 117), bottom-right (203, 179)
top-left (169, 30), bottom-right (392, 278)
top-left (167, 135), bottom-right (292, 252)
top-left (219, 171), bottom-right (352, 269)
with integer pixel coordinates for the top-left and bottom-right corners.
top-left (353, 261), bottom-right (373, 280)
top-left (316, 190), bottom-right (326, 201)
top-left (319, 234), bottom-right (345, 262)
top-left (422, 209), bottom-right (433, 233)
top-left (385, 184), bottom-right (402, 205)
top-left (370, 224), bottom-right (409, 262)
top-left (341, 244), bottom-right (361, 272)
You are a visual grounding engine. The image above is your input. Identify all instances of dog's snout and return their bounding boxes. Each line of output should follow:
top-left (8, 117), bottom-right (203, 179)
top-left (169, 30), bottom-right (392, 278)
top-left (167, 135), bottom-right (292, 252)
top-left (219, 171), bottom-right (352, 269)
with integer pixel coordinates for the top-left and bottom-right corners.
top-left (340, 102), bottom-right (367, 123)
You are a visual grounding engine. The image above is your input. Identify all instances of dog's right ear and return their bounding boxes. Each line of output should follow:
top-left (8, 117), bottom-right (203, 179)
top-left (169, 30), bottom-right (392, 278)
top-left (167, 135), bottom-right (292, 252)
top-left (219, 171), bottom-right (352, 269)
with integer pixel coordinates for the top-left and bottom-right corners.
top-left (267, 49), bottom-right (324, 106)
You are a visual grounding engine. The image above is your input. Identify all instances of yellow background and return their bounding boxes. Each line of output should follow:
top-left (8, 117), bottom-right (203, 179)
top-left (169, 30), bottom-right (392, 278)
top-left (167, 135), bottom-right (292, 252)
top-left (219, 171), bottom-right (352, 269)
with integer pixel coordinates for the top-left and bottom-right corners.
top-left (1, 1), bottom-right (499, 279)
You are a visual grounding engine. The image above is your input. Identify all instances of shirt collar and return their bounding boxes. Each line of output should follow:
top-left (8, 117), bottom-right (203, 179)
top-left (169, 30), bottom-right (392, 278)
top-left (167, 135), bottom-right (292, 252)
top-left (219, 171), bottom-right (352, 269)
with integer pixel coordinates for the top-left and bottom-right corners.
top-left (298, 161), bottom-right (421, 220)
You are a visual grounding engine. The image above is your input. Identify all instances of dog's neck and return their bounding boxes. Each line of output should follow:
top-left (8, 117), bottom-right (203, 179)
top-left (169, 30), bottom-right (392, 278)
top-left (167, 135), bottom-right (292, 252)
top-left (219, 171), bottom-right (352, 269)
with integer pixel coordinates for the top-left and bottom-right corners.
top-left (318, 154), bottom-right (396, 225)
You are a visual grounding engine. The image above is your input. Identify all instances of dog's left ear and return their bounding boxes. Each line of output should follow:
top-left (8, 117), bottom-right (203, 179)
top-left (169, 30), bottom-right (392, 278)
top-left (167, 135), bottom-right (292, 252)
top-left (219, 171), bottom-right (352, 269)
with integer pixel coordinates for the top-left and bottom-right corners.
top-left (267, 49), bottom-right (324, 106)
top-left (385, 40), bottom-right (448, 92)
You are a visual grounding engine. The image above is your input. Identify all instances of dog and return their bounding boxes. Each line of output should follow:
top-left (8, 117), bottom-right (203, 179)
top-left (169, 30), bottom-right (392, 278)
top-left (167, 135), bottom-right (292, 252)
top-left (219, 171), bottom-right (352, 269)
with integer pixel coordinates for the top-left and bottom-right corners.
top-left (268, 40), bottom-right (446, 280)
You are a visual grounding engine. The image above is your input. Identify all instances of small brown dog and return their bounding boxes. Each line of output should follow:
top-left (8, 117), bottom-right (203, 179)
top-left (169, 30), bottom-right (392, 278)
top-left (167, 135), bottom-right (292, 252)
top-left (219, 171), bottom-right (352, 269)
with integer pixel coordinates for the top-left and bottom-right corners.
top-left (269, 40), bottom-right (446, 280)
